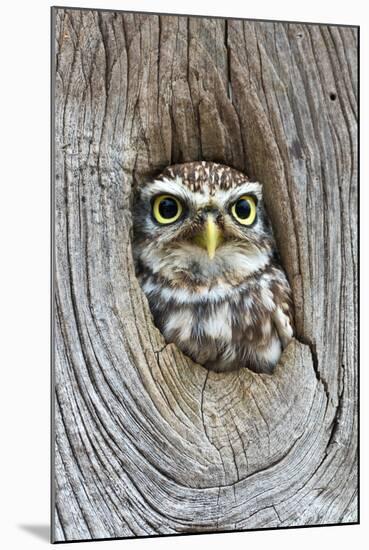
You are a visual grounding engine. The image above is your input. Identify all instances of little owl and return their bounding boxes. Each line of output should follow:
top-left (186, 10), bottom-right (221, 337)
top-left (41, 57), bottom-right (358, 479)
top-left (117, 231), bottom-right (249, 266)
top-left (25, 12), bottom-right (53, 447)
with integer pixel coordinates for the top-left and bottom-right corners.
top-left (133, 161), bottom-right (294, 373)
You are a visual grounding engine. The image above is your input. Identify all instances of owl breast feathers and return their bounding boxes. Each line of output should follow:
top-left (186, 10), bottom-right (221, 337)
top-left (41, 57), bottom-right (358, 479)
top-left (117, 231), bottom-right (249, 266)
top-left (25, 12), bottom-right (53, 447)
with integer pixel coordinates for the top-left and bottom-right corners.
top-left (133, 161), bottom-right (294, 374)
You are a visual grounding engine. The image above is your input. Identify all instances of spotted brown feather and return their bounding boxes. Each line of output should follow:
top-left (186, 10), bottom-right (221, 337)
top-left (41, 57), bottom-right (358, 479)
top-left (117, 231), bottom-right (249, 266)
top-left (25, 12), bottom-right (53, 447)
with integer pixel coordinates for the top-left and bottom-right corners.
top-left (133, 161), bottom-right (294, 373)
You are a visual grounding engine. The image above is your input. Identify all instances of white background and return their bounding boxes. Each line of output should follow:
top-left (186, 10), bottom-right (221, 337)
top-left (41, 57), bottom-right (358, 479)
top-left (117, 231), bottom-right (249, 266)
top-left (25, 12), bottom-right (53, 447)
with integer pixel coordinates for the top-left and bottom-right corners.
top-left (0, 0), bottom-right (366, 548)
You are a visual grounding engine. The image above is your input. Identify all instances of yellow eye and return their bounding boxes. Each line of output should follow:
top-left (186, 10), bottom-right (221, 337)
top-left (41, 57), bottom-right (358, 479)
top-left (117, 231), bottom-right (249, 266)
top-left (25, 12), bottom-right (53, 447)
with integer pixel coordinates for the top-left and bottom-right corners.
top-left (231, 195), bottom-right (257, 225)
top-left (152, 195), bottom-right (183, 224)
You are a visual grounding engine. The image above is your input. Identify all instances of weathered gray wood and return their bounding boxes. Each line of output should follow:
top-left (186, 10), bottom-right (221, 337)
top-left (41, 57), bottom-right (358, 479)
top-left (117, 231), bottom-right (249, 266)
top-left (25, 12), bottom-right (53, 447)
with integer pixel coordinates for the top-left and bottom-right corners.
top-left (52, 8), bottom-right (358, 542)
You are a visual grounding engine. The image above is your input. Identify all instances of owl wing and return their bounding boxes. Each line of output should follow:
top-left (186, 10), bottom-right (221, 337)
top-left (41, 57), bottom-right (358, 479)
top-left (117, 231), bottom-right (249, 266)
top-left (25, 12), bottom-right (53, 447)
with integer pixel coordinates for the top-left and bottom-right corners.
top-left (270, 269), bottom-right (294, 349)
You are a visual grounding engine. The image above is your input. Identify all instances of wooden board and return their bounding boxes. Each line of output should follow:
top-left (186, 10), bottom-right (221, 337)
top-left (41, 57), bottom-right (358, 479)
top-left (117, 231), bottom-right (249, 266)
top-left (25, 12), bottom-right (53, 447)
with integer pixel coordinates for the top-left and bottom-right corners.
top-left (52, 7), bottom-right (358, 542)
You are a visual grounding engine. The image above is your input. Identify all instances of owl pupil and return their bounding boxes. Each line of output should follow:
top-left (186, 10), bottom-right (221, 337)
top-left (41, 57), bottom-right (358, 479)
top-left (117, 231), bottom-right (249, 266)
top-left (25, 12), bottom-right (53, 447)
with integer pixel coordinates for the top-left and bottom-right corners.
top-left (159, 198), bottom-right (178, 219)
top-left (235, 199), bottom-right (251, 219)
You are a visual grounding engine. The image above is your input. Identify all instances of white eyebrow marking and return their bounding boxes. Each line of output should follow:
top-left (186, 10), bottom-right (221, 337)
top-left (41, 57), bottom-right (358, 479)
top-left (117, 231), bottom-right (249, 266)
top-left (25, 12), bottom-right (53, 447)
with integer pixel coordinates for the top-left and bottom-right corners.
top-left (224, 182), bottom-right (263, 203)
top-left (141, 176), bottom-right (195, 205)
top-left (140, 177), bottom-right (263, 212)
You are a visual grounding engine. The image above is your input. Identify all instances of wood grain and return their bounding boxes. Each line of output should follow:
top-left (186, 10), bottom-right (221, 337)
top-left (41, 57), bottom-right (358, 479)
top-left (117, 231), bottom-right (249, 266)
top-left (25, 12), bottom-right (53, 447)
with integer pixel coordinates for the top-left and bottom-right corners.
top-left (52, 8), bottom-right (358, 542)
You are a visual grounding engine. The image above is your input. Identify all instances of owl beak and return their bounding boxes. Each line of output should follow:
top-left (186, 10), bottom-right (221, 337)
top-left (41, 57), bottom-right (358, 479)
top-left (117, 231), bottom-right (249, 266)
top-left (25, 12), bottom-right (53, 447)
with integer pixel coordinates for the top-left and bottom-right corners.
top-left (191, 214), bottom-right (221, 259)
top-left (204, 215), bottom-right (221, 259)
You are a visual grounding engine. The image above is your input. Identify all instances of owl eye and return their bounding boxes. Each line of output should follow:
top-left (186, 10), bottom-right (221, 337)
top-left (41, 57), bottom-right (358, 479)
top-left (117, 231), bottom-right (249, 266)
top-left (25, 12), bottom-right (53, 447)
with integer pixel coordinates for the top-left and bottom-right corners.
top-left (152, 195), bottom-right (183, 224)
top-left (231, 195), bottom-right (257, 225)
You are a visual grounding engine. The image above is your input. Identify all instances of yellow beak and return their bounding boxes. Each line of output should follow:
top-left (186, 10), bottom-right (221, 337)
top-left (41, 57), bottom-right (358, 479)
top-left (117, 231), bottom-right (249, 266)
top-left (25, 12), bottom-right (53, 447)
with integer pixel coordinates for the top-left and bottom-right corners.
top-left (194, 215), bottom-right (222, 259)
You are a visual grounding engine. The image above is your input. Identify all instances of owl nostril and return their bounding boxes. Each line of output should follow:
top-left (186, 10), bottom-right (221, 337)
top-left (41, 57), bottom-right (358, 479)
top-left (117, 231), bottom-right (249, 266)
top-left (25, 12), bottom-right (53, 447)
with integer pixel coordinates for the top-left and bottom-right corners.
top-left (204, 205), bottom-right (218, 213)
top-left (198, 206), bottom-right (221, 222)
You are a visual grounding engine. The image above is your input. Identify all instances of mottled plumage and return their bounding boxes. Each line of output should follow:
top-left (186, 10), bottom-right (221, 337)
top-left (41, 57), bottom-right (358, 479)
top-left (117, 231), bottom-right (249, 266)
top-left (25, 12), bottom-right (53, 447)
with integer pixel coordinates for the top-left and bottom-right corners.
top-left (133, 161), bottom-right (294, 373)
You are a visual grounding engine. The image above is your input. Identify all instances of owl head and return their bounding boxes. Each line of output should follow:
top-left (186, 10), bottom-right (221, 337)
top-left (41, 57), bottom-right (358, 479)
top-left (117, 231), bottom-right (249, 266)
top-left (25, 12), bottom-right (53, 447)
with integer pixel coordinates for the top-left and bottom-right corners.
top-left (133, 162), bottom-right (276, 288)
